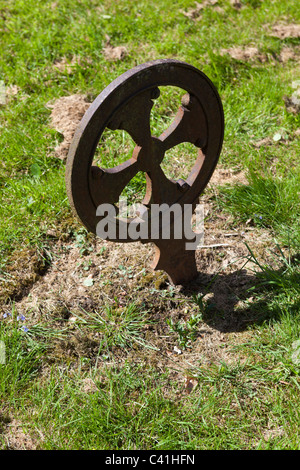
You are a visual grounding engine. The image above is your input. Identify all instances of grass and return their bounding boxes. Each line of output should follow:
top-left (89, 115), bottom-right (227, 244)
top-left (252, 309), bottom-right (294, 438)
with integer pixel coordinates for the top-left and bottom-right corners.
top-left (0, 0), bottom-right (300, 451)
top-left (0, 309), bottom-right (45, 400)
top-left (72, 302), bottom-right (156, 352)
top-left (216, 166), bottom-right (300, 247)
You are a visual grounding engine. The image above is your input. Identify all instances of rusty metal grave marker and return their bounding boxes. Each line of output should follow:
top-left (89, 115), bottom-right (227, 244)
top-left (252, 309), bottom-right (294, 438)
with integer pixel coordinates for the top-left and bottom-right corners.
top-left (65, 59), bottom-right (224, 285)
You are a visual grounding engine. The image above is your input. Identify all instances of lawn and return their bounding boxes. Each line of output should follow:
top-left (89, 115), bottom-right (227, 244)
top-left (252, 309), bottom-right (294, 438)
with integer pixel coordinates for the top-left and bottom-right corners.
top-left (0, 0), bottom-right (300, 450)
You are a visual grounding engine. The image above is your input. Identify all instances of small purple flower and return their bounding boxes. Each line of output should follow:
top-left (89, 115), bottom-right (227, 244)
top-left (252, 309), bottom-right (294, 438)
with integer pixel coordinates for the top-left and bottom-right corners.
top-left (21, 326), bottom-right (29, 332)
top-left (17, 315), bottom-right (26, 321)
top-left (3, 312), bottom-right (11, 319)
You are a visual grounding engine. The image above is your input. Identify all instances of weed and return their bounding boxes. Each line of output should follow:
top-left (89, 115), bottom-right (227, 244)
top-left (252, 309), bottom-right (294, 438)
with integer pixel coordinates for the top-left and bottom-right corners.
top-left (167, 313), bottom-right (203, 350)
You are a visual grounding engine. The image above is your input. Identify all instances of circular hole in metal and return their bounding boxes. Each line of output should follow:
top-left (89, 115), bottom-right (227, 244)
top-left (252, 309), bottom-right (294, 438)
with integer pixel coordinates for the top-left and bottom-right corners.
top-left (150, 86), bottom-right (186, 137)
top-left (93, 128), bottom-right (136, 169)
top-left (161, 142), bottom-right (198, 181)
top-left (150, 86), bottom-right (199, 182)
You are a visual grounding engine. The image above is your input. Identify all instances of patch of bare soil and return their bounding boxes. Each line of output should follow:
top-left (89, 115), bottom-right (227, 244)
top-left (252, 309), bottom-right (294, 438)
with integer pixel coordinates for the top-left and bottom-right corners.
top-left (7, 238), bottom-right (154, 323)
top-left (284, 80), bottom-right (300, 115)
top-left (209, 167), bottom-right (248, 185)
top-left (270, 23), bottom-right (300, 39)
top-left (2, 419), bottom-right (37, 450)
top-left (5, 85), bottom-right (20, 99)
top-left (102, 35), bottom-right (128, 61)
top-left (181, 0), bottom-right (223, 19)
top-left (278, 46), bottom-right (300, 63)
top-left (221, 46), bottom-right (268, 63)
top-left (0, 248), bottom-right (49, 304)
top-left (103, 45), bottom-right (128, 61)
top-left (47, 94), bottom-right (91, 159)
top-left (229, 0), bottom-right (242, 9)
top-left (221, 44), bottom-right (300, 64)
top-left (1, 84), bottom-right (29, 107)
top-left (250, 137), bottom-right (274, 148)
top-left (52, 55), bottom-right (90, 74)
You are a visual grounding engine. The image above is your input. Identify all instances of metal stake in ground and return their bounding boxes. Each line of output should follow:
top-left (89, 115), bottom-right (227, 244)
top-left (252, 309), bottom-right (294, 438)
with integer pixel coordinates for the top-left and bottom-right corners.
top-left (65, 59), bottom-right (224, 285)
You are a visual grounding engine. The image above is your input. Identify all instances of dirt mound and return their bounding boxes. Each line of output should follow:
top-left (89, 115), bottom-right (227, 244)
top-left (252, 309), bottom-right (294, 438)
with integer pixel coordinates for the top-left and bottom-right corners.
top-left (181, 0), bottom-right (222, 19)
top-left (209, 168), bottom-right (248, 185)
top-left (278, 46), bottom-right (300, 62)
top-left (221, 46), bottom-right (267, 62)
top-left (47, 94), bottom-right (91, 159)
top-left (102, 35), bottom-right (128, 61)
top-left (270, 23), bottom-right (300, 39)
top-left (284, 80), bottom-right (300, 115)
top-left (103, 45), bottom-right (128, 61)
top-left (52, 55), bottom-right (92, 74)
top-left (221, 45), bottom-right (300, 64)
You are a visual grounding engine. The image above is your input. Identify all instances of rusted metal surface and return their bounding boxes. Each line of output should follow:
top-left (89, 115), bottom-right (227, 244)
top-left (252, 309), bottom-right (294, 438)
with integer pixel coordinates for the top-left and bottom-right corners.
top-left (65, 59), bottom-right (224, 285)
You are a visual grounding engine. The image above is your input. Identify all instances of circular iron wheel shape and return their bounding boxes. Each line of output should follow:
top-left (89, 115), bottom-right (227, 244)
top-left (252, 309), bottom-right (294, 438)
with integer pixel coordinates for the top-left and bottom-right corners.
top-left (65, 59), bottom-right (224, 240)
